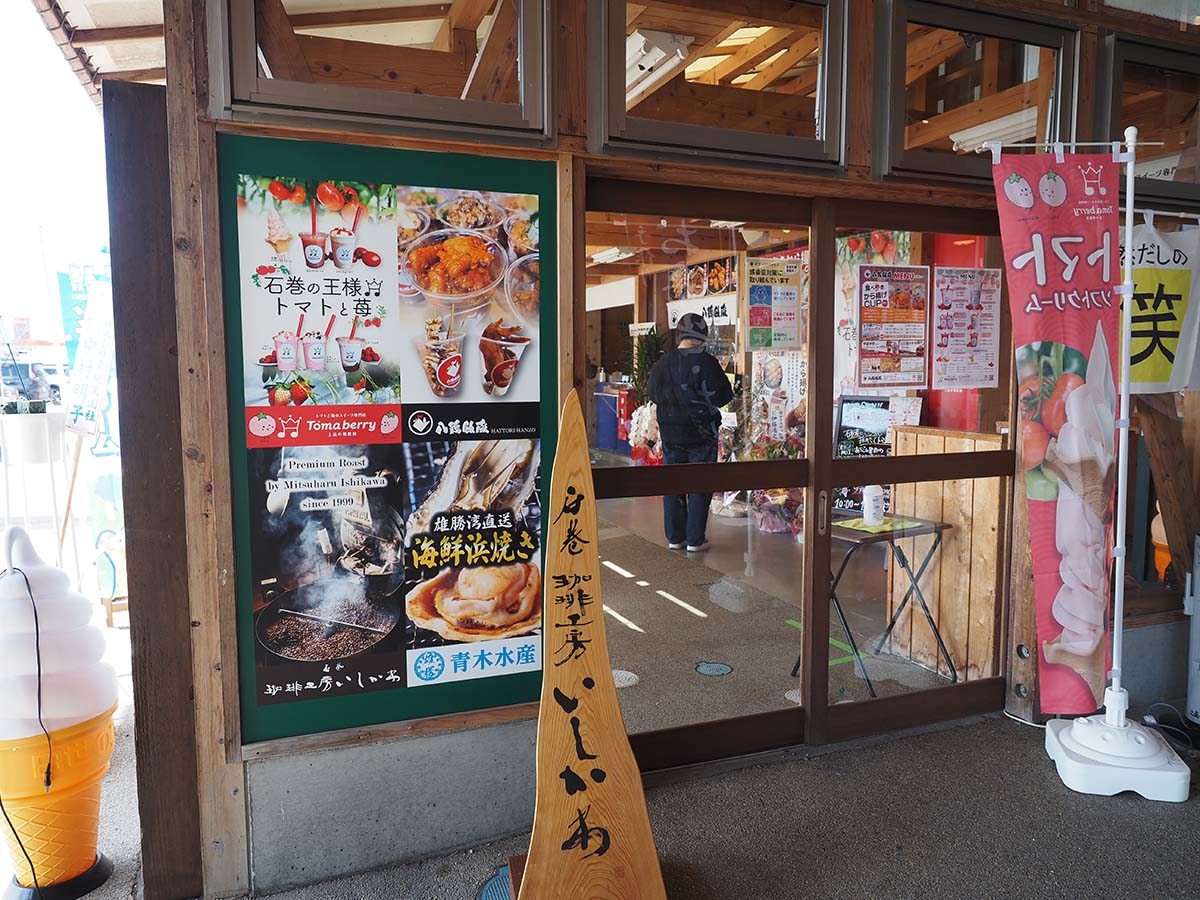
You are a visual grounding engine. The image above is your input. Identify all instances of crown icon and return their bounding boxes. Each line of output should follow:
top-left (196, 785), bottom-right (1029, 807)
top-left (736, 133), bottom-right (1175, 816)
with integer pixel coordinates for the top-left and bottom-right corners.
top-left (1077, 162), bottom-right (1106, 197)
top-left (279, 415), bottom-right (302, 438)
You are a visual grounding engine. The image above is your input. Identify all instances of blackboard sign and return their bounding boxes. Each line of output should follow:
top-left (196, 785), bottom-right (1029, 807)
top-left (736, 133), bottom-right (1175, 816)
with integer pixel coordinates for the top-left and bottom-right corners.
top-left (833, 396), bottom-right (891, 512)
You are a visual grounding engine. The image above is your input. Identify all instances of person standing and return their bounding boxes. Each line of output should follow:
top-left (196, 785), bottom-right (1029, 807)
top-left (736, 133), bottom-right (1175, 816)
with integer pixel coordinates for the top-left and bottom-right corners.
top-left (646, 313), bottom-right (733, 552)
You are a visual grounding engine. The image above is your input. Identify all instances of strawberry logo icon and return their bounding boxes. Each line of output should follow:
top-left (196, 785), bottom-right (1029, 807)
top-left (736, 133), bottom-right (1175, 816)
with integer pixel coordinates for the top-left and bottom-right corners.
top-left (1003, 172), bottom-right (1035, 209)
top-left (380, 411), bottom-right (399, 435)
top-left (1037, 169), bottom-right (1067, 207)
top-left (248, 412), bottom-right (276, 438)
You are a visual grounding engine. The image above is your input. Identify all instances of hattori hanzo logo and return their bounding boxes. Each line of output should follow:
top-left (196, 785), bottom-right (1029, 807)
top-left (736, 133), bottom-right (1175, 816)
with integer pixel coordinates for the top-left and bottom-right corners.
top-left (413, 650), bottom-right (445, 682)
top-left (408, 409), bottom-right (433, 435)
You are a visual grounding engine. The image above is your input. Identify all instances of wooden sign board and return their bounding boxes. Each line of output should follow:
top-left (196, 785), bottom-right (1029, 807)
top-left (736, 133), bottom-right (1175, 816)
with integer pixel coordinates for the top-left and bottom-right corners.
top-left (518, 392), bottom-right (666, 900)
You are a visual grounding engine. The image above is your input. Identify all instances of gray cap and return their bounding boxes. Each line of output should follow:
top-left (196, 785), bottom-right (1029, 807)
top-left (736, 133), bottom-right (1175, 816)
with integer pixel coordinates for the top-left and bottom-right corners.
top-left (677, 312), bottom-right (709, 343)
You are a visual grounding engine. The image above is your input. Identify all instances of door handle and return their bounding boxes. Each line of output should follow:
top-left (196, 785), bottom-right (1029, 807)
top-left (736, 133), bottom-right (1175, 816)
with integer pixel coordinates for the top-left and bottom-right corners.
top-left (818, 490), bottom-right (828, 535)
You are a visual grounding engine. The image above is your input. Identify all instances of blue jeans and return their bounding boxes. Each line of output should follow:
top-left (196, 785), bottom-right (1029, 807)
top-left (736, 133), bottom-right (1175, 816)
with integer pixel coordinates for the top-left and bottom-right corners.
top-left (662, 441), bottom-right (717, 547)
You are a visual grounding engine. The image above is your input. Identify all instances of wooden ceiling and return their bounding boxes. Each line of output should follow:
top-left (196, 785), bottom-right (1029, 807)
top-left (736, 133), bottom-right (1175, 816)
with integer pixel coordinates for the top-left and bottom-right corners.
top-left (584, 211), bottom-right (803, 285)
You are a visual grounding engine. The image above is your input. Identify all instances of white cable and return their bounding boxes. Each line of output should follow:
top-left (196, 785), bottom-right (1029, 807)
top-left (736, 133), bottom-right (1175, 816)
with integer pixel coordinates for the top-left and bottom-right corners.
top-left (1004, 710), bottom-right (1047, 730)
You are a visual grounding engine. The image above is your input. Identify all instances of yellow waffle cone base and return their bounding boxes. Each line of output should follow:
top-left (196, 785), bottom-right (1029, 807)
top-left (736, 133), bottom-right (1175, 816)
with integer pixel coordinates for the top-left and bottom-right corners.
top-left (0, 706), bottom-right (116, 888)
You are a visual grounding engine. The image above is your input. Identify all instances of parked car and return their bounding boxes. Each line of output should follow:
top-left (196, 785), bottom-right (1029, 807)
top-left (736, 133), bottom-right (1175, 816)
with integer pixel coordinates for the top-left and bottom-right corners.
top-left (1, 362), bottom-right (61, 403)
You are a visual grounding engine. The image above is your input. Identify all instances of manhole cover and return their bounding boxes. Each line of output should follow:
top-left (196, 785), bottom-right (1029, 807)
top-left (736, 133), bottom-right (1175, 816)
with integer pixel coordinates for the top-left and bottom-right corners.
top-left (612, 669), bottom-right (640, 688)
top-left (478, 867), bottom-right (510, 900)
top-left (695, 661), bottom-right (733, 677)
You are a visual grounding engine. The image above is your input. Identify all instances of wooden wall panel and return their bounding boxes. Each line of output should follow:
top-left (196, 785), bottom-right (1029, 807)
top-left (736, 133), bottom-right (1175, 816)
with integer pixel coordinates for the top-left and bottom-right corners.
top-left (938, 436), bottom-right (976, 678)
top-left (909, 434), bottom-right (946, 669)
top-left (104, 80), bottom-right (205, 900)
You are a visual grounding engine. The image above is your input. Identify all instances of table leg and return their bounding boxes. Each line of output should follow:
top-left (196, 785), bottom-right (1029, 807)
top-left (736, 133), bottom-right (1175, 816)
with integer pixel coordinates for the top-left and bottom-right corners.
top-left (792, 545), bottom-right (875, 698)
top-left (887, 534), bottom-right (958, 682)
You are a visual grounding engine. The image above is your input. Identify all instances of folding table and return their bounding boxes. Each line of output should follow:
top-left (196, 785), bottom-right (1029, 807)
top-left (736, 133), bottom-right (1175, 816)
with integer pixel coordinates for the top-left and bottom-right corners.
top-left (791, 513), bottom-right (955, 698)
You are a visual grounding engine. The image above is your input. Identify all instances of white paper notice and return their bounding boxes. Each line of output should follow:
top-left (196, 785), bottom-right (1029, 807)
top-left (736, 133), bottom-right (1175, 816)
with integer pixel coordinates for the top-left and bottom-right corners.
top-left (931, 267), bottom-right (1002, 390)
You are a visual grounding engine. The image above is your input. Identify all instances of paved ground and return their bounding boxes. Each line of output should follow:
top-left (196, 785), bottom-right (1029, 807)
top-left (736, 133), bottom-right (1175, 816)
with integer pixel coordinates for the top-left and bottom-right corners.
top-left (258, 714), bottom-right (1200, 900)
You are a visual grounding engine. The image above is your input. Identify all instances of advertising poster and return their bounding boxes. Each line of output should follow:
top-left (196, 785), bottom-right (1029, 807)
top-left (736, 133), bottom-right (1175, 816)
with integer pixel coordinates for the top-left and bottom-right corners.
top-left (222, 136), bottom-right (554, 740)
top-left (666, 295), bottom-right (736, 328)
top-left (932, 267), bottom-right (1003, 390)
top-left (747, 256), bottom-right (807, 349)
top-left (993, 153), bottom-right (1120, 714)
top-left (835, 232), bottom-right (912, 396)
top-left (668, 256), bottom-right (737, 302)
top-left (1122, 221), bottom-right (1200, 393)
top-left (855, 264), bottom-right (930, 390)
top-left (749, 350), bottom-right (807, 443)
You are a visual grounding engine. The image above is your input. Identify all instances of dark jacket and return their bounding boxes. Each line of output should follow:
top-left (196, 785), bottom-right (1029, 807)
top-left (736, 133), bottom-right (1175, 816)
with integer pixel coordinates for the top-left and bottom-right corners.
top-left (647, 346), bottom-right (734, 446)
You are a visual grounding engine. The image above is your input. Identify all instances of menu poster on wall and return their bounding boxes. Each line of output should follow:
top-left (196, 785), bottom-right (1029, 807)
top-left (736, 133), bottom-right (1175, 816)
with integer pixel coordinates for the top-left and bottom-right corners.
top-left (668, 256), bottom-right (738, 302)
top-left (856, 264), bottom-right (930, 389)
top-left (750, 350), bottom-right (807, 442)
top-left (228, 158), bottom-right (547, 717)
top-left (932, 267), bottom-right (1003, 390)
top-left (832, 396), bottom-right (891, 512)
top-left (747, 256), bottom-right (807, 349)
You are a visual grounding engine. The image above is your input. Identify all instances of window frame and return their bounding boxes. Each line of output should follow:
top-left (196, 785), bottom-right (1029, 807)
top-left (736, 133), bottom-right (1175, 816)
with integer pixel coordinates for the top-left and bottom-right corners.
top-left (1096, 32), bottom-right (1200, 208)
top-left (874, 0), bottom-right (1079, 183)
top-left (222, 0), bottom-right (553, 143)
top-left (589, 0), bottom-right (846, 171)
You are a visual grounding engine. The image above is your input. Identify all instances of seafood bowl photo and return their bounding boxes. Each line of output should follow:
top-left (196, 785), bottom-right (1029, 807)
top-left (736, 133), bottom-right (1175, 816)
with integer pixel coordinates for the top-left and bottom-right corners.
top-left (504, 252), bottom-right (540, 329)
top-left (401, 228), bottom-right (508, 315)
top-left (435, 194), bottom-right (506, 239)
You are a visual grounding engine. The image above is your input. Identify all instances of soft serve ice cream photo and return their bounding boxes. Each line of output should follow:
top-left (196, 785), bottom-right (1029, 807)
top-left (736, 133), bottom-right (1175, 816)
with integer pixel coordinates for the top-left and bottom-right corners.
top-left (0, 527), bottom-right (119, 893)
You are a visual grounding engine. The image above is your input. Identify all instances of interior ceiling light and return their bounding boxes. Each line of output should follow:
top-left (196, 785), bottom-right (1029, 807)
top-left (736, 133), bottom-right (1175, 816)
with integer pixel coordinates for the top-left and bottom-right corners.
top-left (626, 28), bottom-right (694, 108)
top-left (950, 106), bottom-right (1038, 152)
top-left (709, 220), bottom-right (746, 229)
top-left (591, 247), bottom-right (636, 264)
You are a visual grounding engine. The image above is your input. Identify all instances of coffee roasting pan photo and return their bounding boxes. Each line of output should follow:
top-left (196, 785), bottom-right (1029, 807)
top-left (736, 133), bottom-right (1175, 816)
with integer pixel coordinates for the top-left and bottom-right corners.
top-left (255, 575), bottom-right (403, 664)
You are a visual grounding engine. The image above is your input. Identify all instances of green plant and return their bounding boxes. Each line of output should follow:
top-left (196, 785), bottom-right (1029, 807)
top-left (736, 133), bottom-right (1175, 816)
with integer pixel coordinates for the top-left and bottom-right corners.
top-left (630, 327), bottom-right (666, 406)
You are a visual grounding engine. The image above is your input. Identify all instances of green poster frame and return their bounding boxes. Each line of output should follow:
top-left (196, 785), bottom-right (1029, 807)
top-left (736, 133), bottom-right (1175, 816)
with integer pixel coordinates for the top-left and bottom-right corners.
top-left (217, 134), bottom-right (558, 744)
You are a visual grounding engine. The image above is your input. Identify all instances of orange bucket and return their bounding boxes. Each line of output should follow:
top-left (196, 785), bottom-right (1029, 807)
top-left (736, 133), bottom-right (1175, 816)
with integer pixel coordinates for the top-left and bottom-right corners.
top-left (0, 706), bottom-right (116, 888)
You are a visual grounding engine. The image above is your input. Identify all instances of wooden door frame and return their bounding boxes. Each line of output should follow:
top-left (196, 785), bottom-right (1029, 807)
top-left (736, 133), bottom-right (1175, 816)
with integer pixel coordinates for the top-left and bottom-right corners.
top-left (579, 174), bottom-right (1015, 766)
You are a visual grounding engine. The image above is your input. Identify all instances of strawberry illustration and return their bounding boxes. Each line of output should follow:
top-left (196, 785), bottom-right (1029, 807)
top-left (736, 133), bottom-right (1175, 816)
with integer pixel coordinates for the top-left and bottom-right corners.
top-left (1037, 169), bottom-right (1067, 207)
top-left (290, 379), bottom-right (313, 405)
top-left (248, 412), bottom-right (276, 437)
top-left (379, 411), bottom-right (399, 435)
top-left (270, 384), bottom-right (291, 406)
top-left (1003, 172), bottom-right (1036, 209)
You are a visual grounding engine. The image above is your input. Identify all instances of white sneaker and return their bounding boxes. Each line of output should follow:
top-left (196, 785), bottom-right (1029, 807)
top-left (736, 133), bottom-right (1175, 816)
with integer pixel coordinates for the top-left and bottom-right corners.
top-left (667, 542), bottom-right (685, 550)
top-left (686, 542), bottom-right (711, 552)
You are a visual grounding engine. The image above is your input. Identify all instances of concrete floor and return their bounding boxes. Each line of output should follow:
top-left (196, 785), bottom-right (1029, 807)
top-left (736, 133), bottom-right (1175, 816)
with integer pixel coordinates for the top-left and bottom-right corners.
top-left (256, 714), bottom-right (1200, 900)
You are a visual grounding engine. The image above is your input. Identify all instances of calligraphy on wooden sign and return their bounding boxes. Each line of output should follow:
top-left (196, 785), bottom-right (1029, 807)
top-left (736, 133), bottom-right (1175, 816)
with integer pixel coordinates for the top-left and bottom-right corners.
top-left (518, 392), bottom-right (667, 900)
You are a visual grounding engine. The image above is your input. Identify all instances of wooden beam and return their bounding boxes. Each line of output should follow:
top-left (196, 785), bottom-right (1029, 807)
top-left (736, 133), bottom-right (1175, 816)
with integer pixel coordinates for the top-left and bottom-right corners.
top-left (741, 30), bottom-right (820, 92)
top-left (255, 0), bottom-right (310, 81)
top-left (627, 19), bottom-right (746, 110)
top-left (1034, 47), bottom-right (1055, 145)
top-left (626, 3), bottom-right (648, 28)
top-left (72, 24), bottom-right (163, 45)
top-left (633, 75), bottom-right (817, 136)
top-left (641, 0), bottom-right (822, 32)
top-left (697, 26), bottom-right (792, 85)
top-left (1136, 396), bottom-right (1200, 578)
top-left (290, 4), bottom-right (450, 29)
top-left (904, 82), bottom-right (1036, 150)
top-left (297, 35), bottom-right (468, 96)
top-left (96, 67), bottom-right (167, 82)
top-left (432, 0), bottom-right (494, 52)
top-left (905, 27), bottom-right (964, 86)
top-left (461, 0), bottom-right (518, 102)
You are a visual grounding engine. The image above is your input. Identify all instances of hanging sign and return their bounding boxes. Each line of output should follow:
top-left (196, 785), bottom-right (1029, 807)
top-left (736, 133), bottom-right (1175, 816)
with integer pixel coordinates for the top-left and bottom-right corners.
top-left (64, 281), bottom-right (115, 437)
top-left (747, 256), bottom-right (806, 349)
top-left (993, 152), bottom-right (1120, 714)
top-left (222, 134), bottom-right (557, 743)
top-left (666, 295), bottom-right (735, 328)
top-left (832, 396), bottom-right (891, 512)
top-left (855, 264), bottom-right (930, 389)
top-left (931, 267), bottom-right (1003, 389)
top-left (1122, 220), bottom-right (1200, 393)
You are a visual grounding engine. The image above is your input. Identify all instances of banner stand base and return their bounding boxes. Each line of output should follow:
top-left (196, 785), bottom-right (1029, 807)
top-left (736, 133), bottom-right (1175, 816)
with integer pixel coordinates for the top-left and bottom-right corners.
top-left (1045, 704), bottom-right (1190, 803)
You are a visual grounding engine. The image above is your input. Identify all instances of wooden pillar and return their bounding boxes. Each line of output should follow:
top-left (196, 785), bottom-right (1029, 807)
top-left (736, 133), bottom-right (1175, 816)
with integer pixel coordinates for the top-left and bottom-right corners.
top-left (162, 0), bottom-right (250, 895)
top-left (104, 80), bottom-right (204, 900)
top-left (1135, 396), bottom-right (1200, 578)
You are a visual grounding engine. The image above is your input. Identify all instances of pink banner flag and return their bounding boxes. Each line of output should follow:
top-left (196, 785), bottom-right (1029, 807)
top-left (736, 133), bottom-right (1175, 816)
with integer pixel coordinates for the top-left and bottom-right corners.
top-left (993, 153), bottom-right (1120, 714)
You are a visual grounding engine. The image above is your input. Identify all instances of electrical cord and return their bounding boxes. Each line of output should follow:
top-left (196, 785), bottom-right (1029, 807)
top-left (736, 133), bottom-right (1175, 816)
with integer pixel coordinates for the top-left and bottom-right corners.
top-left (1003, 710), bottom-right (1046, 729)
top-left (0, 565), bottom-right (49, 899)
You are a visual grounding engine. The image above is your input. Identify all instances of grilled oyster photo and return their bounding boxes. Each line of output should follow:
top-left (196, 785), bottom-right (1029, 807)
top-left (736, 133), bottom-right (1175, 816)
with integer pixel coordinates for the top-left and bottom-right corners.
top-left (407, 563), bottom-right (542, 641)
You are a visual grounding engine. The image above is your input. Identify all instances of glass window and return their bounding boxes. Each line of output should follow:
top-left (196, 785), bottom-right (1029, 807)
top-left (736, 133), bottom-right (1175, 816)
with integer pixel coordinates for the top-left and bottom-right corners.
top-left (232, 0), bottom-right (546, 135)
top-left (1104, 1), bottom-right (1200, 26)
top-left (583, 214), bottom-right (810, 468)
top-left (625, 2), bottom-right (826, 140)
top-left (879, 2), bottom-right (1075, 179)
top-left (1119, 62), bottom-right (1199, 187)
top-left (597, 488), bottom-right (805, 733)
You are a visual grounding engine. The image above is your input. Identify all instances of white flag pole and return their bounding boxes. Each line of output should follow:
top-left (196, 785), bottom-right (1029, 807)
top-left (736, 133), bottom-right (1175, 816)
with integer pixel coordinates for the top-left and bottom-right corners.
top-left (1043, 126), bottom-right (1190, 802)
